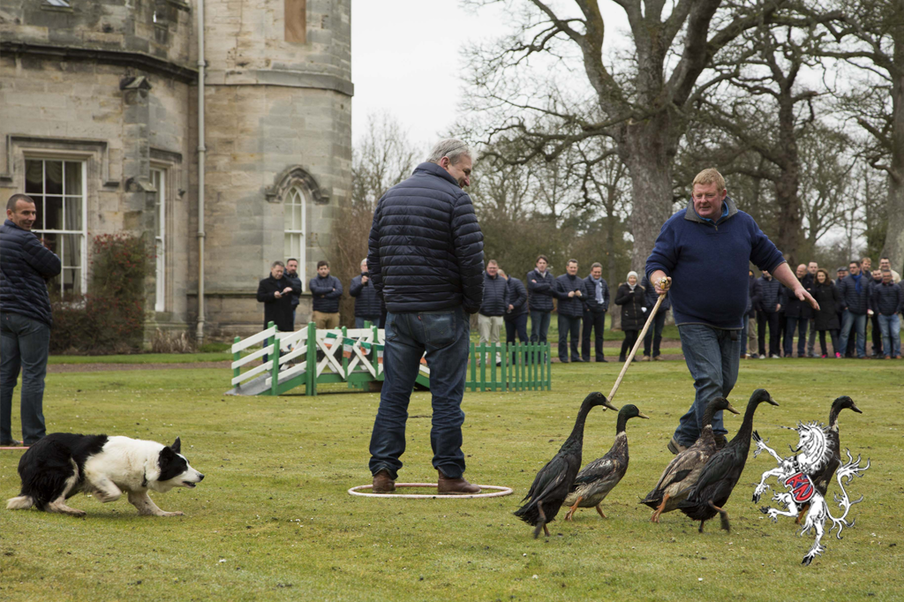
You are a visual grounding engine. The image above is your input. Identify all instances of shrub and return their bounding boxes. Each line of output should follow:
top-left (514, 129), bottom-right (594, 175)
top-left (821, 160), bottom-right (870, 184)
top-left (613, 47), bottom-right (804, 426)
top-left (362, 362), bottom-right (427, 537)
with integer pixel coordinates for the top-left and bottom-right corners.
top-left (50, 233), bottom-right (153, 354)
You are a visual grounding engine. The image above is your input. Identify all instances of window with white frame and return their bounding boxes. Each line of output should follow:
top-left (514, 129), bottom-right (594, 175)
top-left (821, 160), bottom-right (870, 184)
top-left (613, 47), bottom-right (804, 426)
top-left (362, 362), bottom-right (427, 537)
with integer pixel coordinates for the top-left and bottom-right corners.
top-left (284, 186), bottom-right (306, 287)
top-left (24, 158), bottom-right (87, 297)
top-left (152, 168), bottom-right (166, 312)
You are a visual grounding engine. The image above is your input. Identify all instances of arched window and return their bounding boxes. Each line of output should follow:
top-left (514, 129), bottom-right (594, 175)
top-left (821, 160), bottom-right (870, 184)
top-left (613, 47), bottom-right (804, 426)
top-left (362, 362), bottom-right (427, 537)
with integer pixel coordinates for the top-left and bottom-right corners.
top-left (284, 185), bottom-right (306, 285)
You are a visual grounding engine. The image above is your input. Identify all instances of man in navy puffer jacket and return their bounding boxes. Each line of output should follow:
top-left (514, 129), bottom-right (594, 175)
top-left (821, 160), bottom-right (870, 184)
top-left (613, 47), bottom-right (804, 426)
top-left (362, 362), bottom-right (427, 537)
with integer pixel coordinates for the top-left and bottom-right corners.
top-left (837, 260), bottom-right (873, 359)
top-left (1, 194), bottom-right (62, 446)
top-left (367, 139), bottom-right (484, 496)
top-left (349, 258), bottom-right (382, 328)
top-left (555, 260), bottom-right (588, 363)
top-left (477, 260), bottom-right (507, 359)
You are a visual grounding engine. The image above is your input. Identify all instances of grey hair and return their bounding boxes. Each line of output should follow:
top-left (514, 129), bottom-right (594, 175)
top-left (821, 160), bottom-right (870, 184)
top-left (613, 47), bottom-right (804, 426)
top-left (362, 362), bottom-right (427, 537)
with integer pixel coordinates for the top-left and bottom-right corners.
top-left (591, 262), bottom-right (602, 269)
top-left (271, 260), bottom-right (286, 269)
top-left (426, 138), bottom-right (471, 165)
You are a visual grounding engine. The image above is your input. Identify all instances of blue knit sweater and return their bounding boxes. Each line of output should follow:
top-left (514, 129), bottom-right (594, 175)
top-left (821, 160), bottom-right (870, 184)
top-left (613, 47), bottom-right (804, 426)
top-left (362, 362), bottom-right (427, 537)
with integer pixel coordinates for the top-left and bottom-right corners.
top-left (645, 197), bottom-right (785, 329)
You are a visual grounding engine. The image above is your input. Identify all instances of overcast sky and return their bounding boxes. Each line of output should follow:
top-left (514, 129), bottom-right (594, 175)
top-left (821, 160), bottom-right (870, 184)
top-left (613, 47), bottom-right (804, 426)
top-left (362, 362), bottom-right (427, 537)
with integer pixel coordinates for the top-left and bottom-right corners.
top-left (350, 2), bottom-right (629, 148)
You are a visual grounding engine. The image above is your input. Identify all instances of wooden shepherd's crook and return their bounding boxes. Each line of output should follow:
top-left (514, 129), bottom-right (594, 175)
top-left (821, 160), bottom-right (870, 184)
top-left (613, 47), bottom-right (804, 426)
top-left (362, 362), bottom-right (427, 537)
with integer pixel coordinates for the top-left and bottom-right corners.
top-left (607, 283), bottom-right (668, 404)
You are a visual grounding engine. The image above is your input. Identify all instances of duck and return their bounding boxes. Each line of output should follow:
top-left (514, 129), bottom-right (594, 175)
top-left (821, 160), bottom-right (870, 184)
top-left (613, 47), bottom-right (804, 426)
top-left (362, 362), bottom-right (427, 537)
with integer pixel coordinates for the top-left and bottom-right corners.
top-left (562, 404), bottom-right (649, 521)
top-left (514, 392), bottom-right (617, 538)
top-left (793, 395), bottom-right (862, 523)
top-left (677, 388), bottom-right (778, 532)
top-left (641, 397), bottom-right (739, 523)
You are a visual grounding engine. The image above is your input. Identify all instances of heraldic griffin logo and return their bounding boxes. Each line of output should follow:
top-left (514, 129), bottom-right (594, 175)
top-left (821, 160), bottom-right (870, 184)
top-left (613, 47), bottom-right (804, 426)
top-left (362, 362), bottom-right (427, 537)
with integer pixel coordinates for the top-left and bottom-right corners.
top-left (751, 422), bottom-right (870, 566)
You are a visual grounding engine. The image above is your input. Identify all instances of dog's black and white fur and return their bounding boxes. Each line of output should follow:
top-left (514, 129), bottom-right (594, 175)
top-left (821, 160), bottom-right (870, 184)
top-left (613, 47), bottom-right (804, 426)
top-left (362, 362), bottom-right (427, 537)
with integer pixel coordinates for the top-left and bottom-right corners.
top-left (7, 433), bottom-right (204, 516)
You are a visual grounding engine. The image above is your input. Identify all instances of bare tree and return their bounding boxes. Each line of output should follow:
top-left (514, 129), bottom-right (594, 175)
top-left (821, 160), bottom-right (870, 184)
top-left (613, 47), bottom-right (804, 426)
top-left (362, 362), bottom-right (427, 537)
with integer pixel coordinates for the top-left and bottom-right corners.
top-left (821, 0), bottom-right (904, 271)
top-left (464, 0), bottom-right (795, 270)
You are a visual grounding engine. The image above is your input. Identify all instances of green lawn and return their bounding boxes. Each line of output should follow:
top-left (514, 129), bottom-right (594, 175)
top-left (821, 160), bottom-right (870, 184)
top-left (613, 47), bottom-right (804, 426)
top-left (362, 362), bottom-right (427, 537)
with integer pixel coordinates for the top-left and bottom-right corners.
top-left (1, 358), bottom-right (901, 601)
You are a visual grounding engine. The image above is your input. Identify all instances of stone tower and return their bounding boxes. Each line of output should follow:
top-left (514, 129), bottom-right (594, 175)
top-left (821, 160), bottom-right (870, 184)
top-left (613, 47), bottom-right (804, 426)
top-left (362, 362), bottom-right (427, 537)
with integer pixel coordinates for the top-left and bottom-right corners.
top-left (199, 0), bottom-right (352, 337)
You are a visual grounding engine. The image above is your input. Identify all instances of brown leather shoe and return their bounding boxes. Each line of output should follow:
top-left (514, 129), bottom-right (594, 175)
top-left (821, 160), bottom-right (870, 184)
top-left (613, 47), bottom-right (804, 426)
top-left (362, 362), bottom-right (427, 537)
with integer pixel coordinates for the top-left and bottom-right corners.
top-left (372, 470), bottom-right (395, 493)
top-left (437, 470), bottom-right (481, 494)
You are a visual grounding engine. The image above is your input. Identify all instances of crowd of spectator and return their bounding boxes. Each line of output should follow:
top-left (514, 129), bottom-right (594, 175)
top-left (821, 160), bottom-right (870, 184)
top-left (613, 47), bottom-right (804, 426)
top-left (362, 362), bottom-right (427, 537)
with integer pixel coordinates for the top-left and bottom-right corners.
top-left (257, 253), bottom-right (904, 362)
top-left (747, 257), bottom-right (903, 360)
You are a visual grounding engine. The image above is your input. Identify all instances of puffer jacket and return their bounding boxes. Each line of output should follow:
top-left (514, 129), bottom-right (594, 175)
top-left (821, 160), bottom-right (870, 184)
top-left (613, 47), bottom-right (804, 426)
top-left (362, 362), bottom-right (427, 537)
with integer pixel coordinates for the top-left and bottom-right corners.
top-left (480, 272), bottom-right (508, 317)
top-left (367, 162), bottom-right (484, 313)
top-left (756, 276), bottom-right (782, 312)
top-left (554, 273), bottom-right (588, 317)
top-left (309, 275), bottom-right (343, 313)
top-left (583, 274), bottom-right (611, 313)
top-left (526, 269), bottom-right (555, 312)
top-left (349, 274), bottom-right (382, 317)
top-left (0, 219), bottom-right (61, 327)
top-left (872, 280), bottom-right (903, 316)
top-left (504, 276), bottom-right (528, 319)
top-left (615, 283), bottom-right (646, 330)
top-left (837, 274), bottom-right (872, 315)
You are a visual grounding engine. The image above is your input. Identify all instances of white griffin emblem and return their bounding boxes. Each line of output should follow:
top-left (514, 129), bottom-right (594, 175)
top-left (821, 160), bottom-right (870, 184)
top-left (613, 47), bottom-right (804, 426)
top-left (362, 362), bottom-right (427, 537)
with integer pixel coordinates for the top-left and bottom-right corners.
top-left (751, 422), bottom-right (869, 566)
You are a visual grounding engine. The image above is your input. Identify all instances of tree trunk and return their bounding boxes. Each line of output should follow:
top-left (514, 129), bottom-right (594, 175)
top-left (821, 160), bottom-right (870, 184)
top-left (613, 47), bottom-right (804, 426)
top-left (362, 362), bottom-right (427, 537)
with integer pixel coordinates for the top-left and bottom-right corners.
top-left (618, 118), bottom-right (676, 274)
top-left (883, 34), bottom-right (904, 273)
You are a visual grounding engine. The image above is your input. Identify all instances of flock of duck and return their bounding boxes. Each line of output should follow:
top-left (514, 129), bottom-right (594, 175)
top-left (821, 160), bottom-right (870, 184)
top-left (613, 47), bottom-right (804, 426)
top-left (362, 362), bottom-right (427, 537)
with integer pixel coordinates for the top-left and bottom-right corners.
top-left (514, 389), bottom-right (861, 539)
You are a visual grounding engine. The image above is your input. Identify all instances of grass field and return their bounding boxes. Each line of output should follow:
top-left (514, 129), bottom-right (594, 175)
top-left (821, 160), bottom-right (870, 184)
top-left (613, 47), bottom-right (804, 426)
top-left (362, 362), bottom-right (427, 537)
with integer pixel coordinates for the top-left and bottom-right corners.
top-left (1, 354), bottom-right (902, 601)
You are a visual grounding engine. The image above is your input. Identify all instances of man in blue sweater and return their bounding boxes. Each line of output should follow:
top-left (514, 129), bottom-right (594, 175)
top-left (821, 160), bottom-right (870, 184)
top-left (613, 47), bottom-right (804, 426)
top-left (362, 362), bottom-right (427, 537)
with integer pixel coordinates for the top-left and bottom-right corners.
top-left (646, 169), bottom-right (818, 454)
top-left (1, 194), bottom-right (62, 447)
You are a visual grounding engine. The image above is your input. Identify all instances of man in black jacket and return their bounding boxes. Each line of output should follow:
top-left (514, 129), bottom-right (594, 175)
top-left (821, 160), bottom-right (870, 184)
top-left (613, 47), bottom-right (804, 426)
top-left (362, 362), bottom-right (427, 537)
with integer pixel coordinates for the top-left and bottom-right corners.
top-left (1, 194), bottom-right (62, 447)
top-left (256, 261), bottom-right (300, 362)
top-left (555, 259), bottom-right (587, 362)
top-left (527, 255), bottom-right (555, 344)
top-left (285, 257), bottom-right (302, 328)
top-left (838, 260), bottom-right (873, 359)
top-left (582, 262), bottom-right (610, 362)
top-left (781, 264), bottom-right (812, 358)
top-left (500, 269), bottom-right (528, 344)
top-left (367, 138), bottom-right (484, 495)
top-left (756, 269), bottom-right (783, 358)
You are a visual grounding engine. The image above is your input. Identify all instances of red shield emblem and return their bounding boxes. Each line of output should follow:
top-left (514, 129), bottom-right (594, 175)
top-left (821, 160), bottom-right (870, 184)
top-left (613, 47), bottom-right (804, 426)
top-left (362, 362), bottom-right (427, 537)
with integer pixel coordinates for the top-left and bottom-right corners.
top-left (783, 472), bottom-right (815, 504)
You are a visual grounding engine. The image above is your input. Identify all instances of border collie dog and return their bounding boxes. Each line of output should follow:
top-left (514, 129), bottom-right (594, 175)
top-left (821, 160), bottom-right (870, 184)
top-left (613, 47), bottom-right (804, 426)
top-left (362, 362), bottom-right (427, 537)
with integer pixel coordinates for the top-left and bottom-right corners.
top-left (7, 433), bottom-right (204, 517)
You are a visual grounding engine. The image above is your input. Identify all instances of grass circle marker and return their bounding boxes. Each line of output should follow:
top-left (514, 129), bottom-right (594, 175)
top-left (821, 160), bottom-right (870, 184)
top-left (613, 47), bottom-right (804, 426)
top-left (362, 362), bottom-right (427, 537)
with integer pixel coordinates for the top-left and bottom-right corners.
top-left (348, 482), bottom-right (513, 499)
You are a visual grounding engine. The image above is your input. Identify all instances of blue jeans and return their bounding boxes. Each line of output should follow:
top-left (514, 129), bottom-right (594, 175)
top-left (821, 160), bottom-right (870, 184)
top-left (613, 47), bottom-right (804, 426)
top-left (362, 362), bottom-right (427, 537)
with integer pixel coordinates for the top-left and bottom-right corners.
top-left (529, 310), bottom-right (550, 344)
top-left (368, 308), bottom-right (470, 480)
top-left (783, 316), bottom-right (808, 357)
top-left (839, 310), bottom-right (867, 358)
top-left (557, 314), bottom-right (582, 361)
top-left (355, 316), bottom-right (381, 329)
top-left (1, 312), bottom-right (50, 445)
top-left (673, 324), bottom-right (740, 446)
top-left (878, 314), bottom-right (901, 357)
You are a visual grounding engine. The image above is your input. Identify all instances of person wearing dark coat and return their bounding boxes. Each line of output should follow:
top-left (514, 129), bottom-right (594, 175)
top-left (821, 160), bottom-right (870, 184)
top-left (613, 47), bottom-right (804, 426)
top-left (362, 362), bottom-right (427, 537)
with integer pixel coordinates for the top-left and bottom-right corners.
top-left (781, 264), bottom-right (812, 358)
top-left (743, 269), bottom-right (761, 358)
top-left (812, 268), bottom-right (843, 357)
top-left (755, 269), bottom-right (783, 358)
top-left (526, 255), bottom-right (555, 345)
top-left (581, 262), bottom-right (610, 362)
top-left (366, 139), bottom-right (485, 496)
top-left (309, 260), bottom-right (343, 329)
top-left (837, 260), bottom-right (873, 359)
top-left (478, 260), bottom-right (508, 359)
top-left (615, 271), bottom-right (646, 362)
top-left (500, 269), bottom-right (528, 344)
top-left (349, 259), bottom-right (383, 328)
top-left (873, 269), bottom-right (903, 358)
top-left (640, 273), bottom-right (670, 360)
top-left (835, 266), bottom-right (853, 356)
top-left (554, 259), bottom-right (588, 363)
top-left (1, 194), bottom-right (62, 447)
top-left (285, 258), bottom-right (303, 328)
top-left (257, 261), bottom-right (300, 362)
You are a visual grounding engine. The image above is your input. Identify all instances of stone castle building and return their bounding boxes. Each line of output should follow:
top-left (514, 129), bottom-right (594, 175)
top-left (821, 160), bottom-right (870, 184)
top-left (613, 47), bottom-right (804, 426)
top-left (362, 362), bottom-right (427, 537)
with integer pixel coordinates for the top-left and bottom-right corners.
top-left (0, 0), bottom-right (352, 340)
